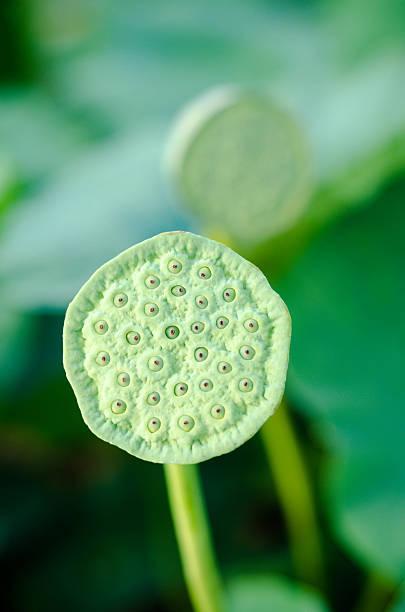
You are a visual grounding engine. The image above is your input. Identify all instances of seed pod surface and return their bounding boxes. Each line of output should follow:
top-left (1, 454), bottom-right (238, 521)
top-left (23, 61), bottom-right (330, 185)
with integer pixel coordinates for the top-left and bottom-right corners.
top-left (63, 231), bottom-right (291, 464)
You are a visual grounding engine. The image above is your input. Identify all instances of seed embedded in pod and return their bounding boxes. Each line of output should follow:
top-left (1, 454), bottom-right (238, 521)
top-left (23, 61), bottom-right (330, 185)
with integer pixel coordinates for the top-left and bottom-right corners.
top-left (145, 302), bottom-right (159, 316)
top-left (199, 379), bottom-right (213, 391)
top-left (240, 345), bottom-right (255, 360)
top-left (111, 399), bottom-right (126, 414)
top-left (194, 347), bottom-right (208, 362)
top-left (168, 259), bottom-right (182, 274)
top-left (218, 361), bottom-right (232, 374)
top-left (178, 416), bottom-right (195, 432)
top-left (148, 356), bottom-right (164, 371)
top-left (126, 331), bottom-right (141, 345)
top-left (216, 316), bottom-right (229, 329)
top-left (239, 378), bottom-right (253, 392)
top-left (198, 266), bottom-right (212, 279)
top-left (148, 417), bottom-right (161, 433)
top-left (174, 382), bottom-right (188, 396)
top-left (96, 351), bottom-right (110, 366)
top-left (95, 320), bottom-right (108, 334)
top-left (147, 392), bottom-right (160, 405)
top-left (195, 295), bottom-right (208, 309)
top-left (211, 405), bottom-right (225, 419)
top-left (244, 318), bottom-right (259, 333)
top-left (171, 285), bottom-right (186, 297)
top-left (118, 372), bottom-right (130, 386)
top-left (145, 275), bottom-right (160, 289)
top-left (165, 325), bottom-right (180, 339)
top-left (191, 321), bottom-right (205, 334)
top-left (223, 288), bottom-right (236, 302)
top-left (113, 293), bottom-right (128, 307)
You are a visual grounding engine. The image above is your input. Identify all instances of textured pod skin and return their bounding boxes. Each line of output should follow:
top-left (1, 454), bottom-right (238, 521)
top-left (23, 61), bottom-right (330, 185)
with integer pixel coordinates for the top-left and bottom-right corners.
top-left (63, 231), bottom-right (291, 464)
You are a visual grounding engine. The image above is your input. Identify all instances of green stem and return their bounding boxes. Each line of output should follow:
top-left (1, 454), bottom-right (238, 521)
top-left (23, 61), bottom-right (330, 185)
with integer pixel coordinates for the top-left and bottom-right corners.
top-left (353, 572), bottom-right (395, 612)
top-left (261, 402), bottom-right (324, 588)
top-left (164, 463), bottom-right (225, 612)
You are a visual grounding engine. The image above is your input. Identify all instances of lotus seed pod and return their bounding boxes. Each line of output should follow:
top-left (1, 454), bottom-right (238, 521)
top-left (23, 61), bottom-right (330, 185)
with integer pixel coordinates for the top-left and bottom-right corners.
top-left (63, 231), bottom-right (291, 464)
top-left (167, 86), bottom-right (311, 248)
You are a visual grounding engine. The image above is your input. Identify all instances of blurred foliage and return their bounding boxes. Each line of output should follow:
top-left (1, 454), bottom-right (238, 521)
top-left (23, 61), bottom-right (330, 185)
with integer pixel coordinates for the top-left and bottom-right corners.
top-left (227, 575), bottom-right (329, 612)
top-left (279, 177), bottom-right (404, 580)
top-left (0, 0), bottom-right (403, 610)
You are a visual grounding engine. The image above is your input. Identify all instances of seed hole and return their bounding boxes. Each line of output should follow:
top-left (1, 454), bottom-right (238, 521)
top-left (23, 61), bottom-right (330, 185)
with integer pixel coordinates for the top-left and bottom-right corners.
top-left (171, 285), bottom-right (186, 297)
top-left (145, 275), bottom-right (160, 289)
top-left (165, 325), bottom-right (180, 339)
top-left (111, 399), bottom-right (127, 414)
top-left (168, 259), bottom-right (182, 274)
top-left (211, 405), bottom-right (225, 419)
top-left (244, 318), bottom-right (259, 333)
top-left (223, 288), bottom-right (236, 302)
top-left (174, 382), bottom-right (188, 396)
top-left (113, 293), bottom-right (128, 307)
top-left (117, 372), bottom-right (130, 387)
top-left (191, 321), bottom-right (204, 334)
top-left (195, 295), bottom-right (208, 309)
top-left (147, 417), bottom-right (161, 433)
top-left (216, 316), bottom-right (229, 329)
top-left (96, 351), bottom-right (110, 366)
top-left (178, 415), bottom-right (195, 432)
top-left (239, 378), bottom-right (253, 392)
top-left (198, 266), bottom-right (212, 279)
top-left (148, 356), bottom-right (163, 371)
top-left (147, 392), bottom-right (161, 405)
top-left (194, 347), bottom-right (208, 362)
top-left (240, 345), bottom-right (256, 360)
top-left (217, 361), bottom-right (232, 374)
top-left (95, 320), bottom-right (108, 334)
top-left (126, 331), bottom-right (141, 345)
top-left (145, 302), bottom-right (159, 316)
top-left (199, 379), bottom-right (213, 392)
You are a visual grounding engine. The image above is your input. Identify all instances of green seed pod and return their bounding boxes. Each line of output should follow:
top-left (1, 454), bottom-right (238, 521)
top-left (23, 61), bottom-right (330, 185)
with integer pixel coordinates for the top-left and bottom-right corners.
top-left (63, 231), bottom-right (291, 464)
top-left (167, 87), bottom-right (311, 248)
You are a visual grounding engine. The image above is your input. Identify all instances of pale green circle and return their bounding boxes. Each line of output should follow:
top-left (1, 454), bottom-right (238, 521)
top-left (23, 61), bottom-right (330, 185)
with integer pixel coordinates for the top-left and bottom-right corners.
top-left (147, 392), bottom-right (160, 405)
top-left (168, 259), bottom-right (182, 274)
top-left (239, 378), bottom-right (253, 392)
top-left (117, 372), bottom-right (130, 386)
top-left (168, 89), bottom-right (311, 246)
top-left (96, 351), bottom-right (110, 366)
top-left (126, 330), bottom-right (141, 345)
top-left (165, 325), bottom-right (180, 339)
top-left (211, 405), bottom-right (225, 419)
top-left (174, 382), bottom-right (188, 396)
top-left (171, 285), bottom-right (186, 297)
top-left (95, 320), bottom-right (108, 334)
top-left (200, 379), bottom-right (213, 392)
top-left (191, 321), bottom-right (204, 334)
top-left (195, 295), bottom-right (208, 309)
top-left (244, 318), bottom-right (259, 333)
top-left (178, 415), bottom-right (195, 432)
top-left (145, 275), bottom-right (160, 289)
top-left (114, 293), bottom-right (128, 308)
top-left (216, 316), bottom-right (229, 329)
top-left (148, 356), bottom-right (163, 371)
top-left (147, 417), bottom-right (161, 433)
top-left (145, 302), bottom-right (159, 316)
top-left (63, 231), bottom-right (291, 464)
top-left (240, 345), bottom-right (255, 360)
top-left (111, 399), bottom-right (126, 414)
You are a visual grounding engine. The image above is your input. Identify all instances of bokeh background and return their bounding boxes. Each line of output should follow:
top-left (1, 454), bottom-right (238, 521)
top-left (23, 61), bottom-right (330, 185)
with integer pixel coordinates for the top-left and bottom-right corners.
top-left (0, 1), bottom-right (403, 611)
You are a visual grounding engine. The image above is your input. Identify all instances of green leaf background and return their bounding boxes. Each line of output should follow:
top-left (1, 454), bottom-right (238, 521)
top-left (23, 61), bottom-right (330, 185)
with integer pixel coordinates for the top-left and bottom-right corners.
top-left (0, 0), bottom-right (404, 610)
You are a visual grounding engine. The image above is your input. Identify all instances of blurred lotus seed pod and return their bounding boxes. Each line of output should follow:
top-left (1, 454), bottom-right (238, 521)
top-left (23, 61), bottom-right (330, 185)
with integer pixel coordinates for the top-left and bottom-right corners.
top-left (167, 87), bottom-right (312, 249)
top-left (63, 232), bottom-right (291, 464)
